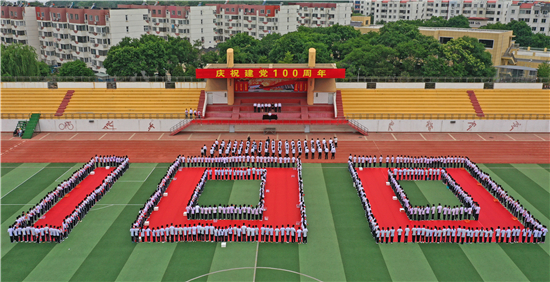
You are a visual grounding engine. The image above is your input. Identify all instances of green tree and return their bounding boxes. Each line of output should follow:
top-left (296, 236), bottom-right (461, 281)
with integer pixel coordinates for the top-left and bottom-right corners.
top-left (537, 61), bottom-right (550, 79)
top-left (58, 60), bottom-right (95, 77)
top-left (482, 20), bottom-right (550, 48)
top-left (339, 44), bottom-right (399, 77)
top-left (171, 64), bottom-right (185, 76)
top-left (38, 61), bottom-right (50, 76)
top-left (278, 51), bottom-right (294, 64)
top-left (199, 50), bottom-right (219, 67)
top-left (103, 46), bottom-right (144, 76)
top-left (446, 15), bottom-right (470, 28)
top-left (440, 36), bottom-right (496, 77)
top-left (1, 44), bottom-right (48, 77)
top-left (104, 34), bottom-right (198, 76)
top-left (377, 21), bottom-right (424, 48)
top-left (217, 33), bottom-right (261, 64)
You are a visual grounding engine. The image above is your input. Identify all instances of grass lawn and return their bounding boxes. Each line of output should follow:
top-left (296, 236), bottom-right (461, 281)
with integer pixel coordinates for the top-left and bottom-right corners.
top-left (399, 180), bottom-right (463, 207)
top-left (197, 180), bottom-right (261, 207)
top-left (0, 162), bottom-right (548, 282)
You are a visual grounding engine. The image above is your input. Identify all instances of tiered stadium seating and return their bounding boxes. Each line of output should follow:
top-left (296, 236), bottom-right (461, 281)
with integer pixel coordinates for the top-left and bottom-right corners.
top-left (1, 89), bottom-right (67, 116)
top-left (340, 89), bottom-right (476, 118)
top-left (63, 89), bottom-right (201, 114)
top-left (474, 89), bottom-right (550, 115)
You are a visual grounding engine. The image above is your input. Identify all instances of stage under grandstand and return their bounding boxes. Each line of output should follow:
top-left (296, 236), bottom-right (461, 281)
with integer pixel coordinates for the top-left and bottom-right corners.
top-left (170, 48), bottom-right (360, 135)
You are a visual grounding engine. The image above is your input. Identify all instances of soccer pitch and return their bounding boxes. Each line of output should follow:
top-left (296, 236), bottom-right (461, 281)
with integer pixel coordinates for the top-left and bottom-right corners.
top-left (1, 162), bottom-right (549, 281)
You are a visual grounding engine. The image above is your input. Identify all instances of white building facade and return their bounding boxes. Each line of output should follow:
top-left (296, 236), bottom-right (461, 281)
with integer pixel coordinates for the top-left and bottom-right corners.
top-left (356, 0), bottom-right (550, 36)
top-left (1, 3), bottom-right (353, 75)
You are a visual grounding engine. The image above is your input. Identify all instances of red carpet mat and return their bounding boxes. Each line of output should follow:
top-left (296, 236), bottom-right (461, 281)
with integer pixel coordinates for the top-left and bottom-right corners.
top-left (147, 168), bottom-right (300, 229)
top-left (446, 168), bottom-right (522, 229)
top-left (357, 168), bottom-right (522, 230)
top-left (34, 167), bottom-right (115, 227)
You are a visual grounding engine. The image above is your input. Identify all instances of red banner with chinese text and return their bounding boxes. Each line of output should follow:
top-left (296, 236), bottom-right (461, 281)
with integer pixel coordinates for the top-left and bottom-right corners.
top-left (196, 68), bottom-right (345, 79)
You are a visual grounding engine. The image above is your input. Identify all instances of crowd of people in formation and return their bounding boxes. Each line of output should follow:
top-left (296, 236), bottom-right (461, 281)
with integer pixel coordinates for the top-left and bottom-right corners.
top-left (388, 168), bottom-right (480, 221)
top-left (201, 136), bottom-right (338, 160)
top-left (130, 223), bottom-right (308, 244)
top-left (348, 156), bottom-right (547, 244)
top-left (374, 225), bottom-right (545, 244)
top-left (254, 103), bottom-right (282, 113)
top-left (132, 156), bottom-right (183, 228)
top-left (131, 156), bottom-right (308, 244)
top-left (7, 156), bottom-right (129, 243)
top-left (184, 108), bottom-right (201, 119)
top-left (464, 158), bottom-right (547, 241)
top-left (349, 155), bottom-right (465, 168)
top-left (185, 168), bottom-right (267, 220)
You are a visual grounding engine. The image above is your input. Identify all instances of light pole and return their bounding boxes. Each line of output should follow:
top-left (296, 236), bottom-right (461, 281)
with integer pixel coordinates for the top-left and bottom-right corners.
top-left (357, 67), bottom-right (361, 82)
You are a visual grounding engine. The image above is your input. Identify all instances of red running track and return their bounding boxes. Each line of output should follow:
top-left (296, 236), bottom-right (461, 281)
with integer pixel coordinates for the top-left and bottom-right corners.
top-left (357, 168), bottom-right (522, 230)
top-left (34, 167), bottom-right (114, 227)
top-left (147, 167), bottom-right (300, 229)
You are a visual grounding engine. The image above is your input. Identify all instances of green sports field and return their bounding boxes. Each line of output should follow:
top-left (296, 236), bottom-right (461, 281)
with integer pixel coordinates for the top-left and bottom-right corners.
top-left (1, 163), bottom-right (549, 282)
top-left (198, 180), bottom-right (261, 207)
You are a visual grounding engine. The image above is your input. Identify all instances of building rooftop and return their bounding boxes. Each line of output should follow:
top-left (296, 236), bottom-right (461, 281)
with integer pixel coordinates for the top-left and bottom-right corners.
top-left (365, 25), bottom-right (514, 34)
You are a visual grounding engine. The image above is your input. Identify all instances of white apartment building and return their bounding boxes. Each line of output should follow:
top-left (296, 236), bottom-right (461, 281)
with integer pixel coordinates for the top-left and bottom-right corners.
top-left (211, 4), bottom-right (299, 42)
top-left (356, 0), bottom-right (550, 36)
top-left (1, 3), bottom-right (352, 75)
top-left (119, 4), bottom-right (217, 48)
top-left (210, 2), bottom-right (351, 42)
top-left (294, 2), bottom-right (353, 28)
top-left (1, 6), bottom-right (40, 54)
top-left (506, 1), bottom-right (549, 35)
top-left (32, 6), bottom-right (148, 74)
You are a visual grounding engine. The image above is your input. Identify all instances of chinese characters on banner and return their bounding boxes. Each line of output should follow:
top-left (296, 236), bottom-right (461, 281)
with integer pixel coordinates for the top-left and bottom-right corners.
top-left (196, 68), bottom-right (346, 79)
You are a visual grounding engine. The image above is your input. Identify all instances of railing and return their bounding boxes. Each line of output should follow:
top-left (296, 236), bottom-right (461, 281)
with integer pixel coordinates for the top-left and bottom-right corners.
top-left (1, 76), bottom-right (205, 82)
top-left (169, 119), bottom-right (193, 133)
top-left (1, 113), bottom-right (192, 120)
top-left (335, 76), bottom-right (549, 83)
top-left (348, 119), bottom-right (369, 135)
top-left (333, 92), bottom-right (338, 119)
top-left (193, 120), bottom-right (348, 125)
top-left (2, 76), bottom-right (548, 83)
top-left (345, 113), bottom-right (550, 120)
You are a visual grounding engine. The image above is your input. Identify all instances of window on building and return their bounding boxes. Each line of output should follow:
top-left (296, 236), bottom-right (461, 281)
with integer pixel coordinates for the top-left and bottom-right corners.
top-left (478, 39), bottom-right (494, 48)
top-left (542, 19), bottom-right (547, 23)
top-left (540, 27), bottom-right (545, 32)
top-left (533, 19), bottom-right (538, 23)
top-left (125, 15), bottom-right (128, 21)
top-left (178, 11), bottom-right (181, 16)
top-left (439, 36), bottom-right (453, 44)
top-left (157, 10), bottom-right (161, 14)
top-left (126, 26), bottom-right (129, 32)
top-left (261, 10), bottom-right (264, 13)
top-left (95, 15), bottom-right (99, 21)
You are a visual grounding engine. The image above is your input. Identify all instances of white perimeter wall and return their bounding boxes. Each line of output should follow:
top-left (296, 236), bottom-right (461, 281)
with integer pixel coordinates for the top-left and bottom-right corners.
top-left (57, 82), bottom-right (106, 88)
top-left (2, 82), bottom-right (543, 90)
top-left (1, 82), bottom-right (206, 89)
top-left (117, 82), bottom-right (165, 89)
top-left (355, 119), bottom-right (549, 133)
top-left (435, 83), bottom-right (484, 89)
top-left (377, 83), bottom-right (425, 89)
top-left (2, 118), bottom-right (548, 133)
top-left (1, 119), bottom-right (181, 132)
top-left (493, 83), bottom-right (543, 89)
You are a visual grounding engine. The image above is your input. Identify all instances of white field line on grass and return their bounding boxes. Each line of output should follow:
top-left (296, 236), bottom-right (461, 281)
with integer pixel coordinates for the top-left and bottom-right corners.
top-left (253, 241), bottom-right (259, 282)
top-left (1, 167), bottom-right (46, 199)
top-left (186, 267), bottom-right (323, 282)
